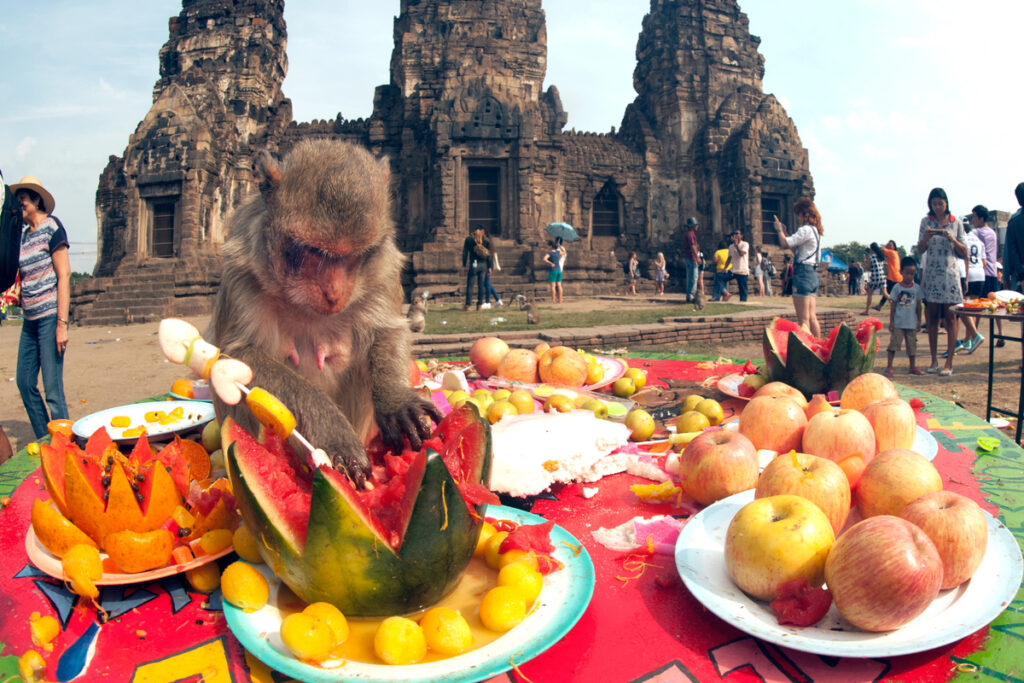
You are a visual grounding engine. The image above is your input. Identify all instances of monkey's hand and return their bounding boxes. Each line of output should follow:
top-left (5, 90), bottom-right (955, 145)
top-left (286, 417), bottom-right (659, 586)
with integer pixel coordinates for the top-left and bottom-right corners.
top-left (374, 388), bottom-right (444, 453)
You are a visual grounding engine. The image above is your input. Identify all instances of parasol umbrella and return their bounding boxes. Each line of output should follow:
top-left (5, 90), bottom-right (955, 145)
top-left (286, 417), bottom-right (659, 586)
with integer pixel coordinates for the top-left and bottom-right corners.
top-left (545, 221), bottom-right (579, 242)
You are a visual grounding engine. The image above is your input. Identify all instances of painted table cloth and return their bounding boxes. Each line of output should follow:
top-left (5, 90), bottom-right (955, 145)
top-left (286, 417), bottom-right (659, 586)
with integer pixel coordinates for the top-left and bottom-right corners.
top-left (0, 355), bottom-right (1021, 682)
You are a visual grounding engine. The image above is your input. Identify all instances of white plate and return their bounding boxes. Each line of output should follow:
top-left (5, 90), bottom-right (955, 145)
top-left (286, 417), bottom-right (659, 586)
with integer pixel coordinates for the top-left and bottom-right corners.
top-left (723, 421), bottom-right (939, 463)
top-left (223, 505), bottom-right (595, 682)
top-left (72, 400), bottom-right (215, 445)
top-left (674, 490), bottom-right (1023, 657)
top-left (25, 524), bottom-right (233, 585)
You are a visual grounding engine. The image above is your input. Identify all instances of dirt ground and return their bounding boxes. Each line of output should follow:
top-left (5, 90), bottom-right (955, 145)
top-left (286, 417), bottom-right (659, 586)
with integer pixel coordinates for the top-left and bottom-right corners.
top-left (0, 297), bottom-right (1019, 454)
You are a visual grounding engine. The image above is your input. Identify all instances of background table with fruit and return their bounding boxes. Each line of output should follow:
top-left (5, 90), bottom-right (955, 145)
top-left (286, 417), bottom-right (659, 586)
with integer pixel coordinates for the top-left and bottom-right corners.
top-left (1, 353), bottom-right (1023, 682)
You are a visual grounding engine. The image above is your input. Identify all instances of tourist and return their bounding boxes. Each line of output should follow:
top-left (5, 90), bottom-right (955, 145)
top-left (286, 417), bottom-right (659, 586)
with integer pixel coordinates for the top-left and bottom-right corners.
top-left (1004, 183), bottom-right (1024, 292)
top-left (682, 217), bottom-right (700, 302)
top-left (653, 251), bottom-right (668, 295)
top-left (881, 240), bottom-right (901, 307)
top-left (972, 205), bottom-right (1003, 345)
top-left (774, 198), bottom-right (823, 337)
top-left (481, 247), bottom-right (502, 308)
top-left (462, 224), bottom-right (490, 310)
top-left (752, 251), bottom-right (765, 296)
top-left (953, 221), bottom-right (986, 353)
top-left (727, 230), bottom-right (750, 302)
top-left (917, 187), bottom-right (968, 376)
top-left (884, 256), bottom-right (924, 376)
top-left (848, 260), bottom-right (863, 295)
top-left (862, 242), bottom-right (887, 314)
top-left (712, 240), bottom-right (731, 301)
top-left (762, 252), bottom-right (775, 296)
top-left (543, 239), bottom-right (564, 303)
top-left (697, 251), bottom-right (707, 295)
top-left (626, 251), bottom-right (640, 295)
top-left (780, 253), bottom-right (794, 296)
top-left (11, 176), bottom-right (70, 439)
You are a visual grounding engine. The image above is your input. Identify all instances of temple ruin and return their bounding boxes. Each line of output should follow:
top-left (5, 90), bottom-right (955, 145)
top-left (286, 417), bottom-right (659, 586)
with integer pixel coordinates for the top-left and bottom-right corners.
top-left (73, 0), bottom-right (814, 324)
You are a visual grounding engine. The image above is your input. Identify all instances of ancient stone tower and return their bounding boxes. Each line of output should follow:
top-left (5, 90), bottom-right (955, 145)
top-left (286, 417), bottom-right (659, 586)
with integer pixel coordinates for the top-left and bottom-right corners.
top-left (75, 0), bottom-right (813, 324)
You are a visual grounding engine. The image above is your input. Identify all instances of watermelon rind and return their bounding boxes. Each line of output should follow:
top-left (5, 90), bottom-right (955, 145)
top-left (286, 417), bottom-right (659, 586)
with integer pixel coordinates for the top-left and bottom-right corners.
top-left (784, 330), bottom-right (829, 398)
top-left (824, 324), bottom-right (876, 397)
top-left (223, 406), bottom-right (492, 617)
top-left (761, 327), bottom-right (789, 385)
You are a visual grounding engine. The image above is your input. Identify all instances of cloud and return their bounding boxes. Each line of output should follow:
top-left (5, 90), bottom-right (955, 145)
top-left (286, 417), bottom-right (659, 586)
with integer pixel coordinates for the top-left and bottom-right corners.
top-left (15, 137), bottom-right (37, 159)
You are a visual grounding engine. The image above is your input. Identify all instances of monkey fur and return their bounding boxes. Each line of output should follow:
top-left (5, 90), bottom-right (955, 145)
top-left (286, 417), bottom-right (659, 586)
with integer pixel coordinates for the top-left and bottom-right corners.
top-left (692, 291), bottom-right (706, 311)
top-left (514, 294), bottom-right (540, 324)
top-left (209, 140), bottom-right (441, 484)
top-left (407, 295), bottom-right (426, 333)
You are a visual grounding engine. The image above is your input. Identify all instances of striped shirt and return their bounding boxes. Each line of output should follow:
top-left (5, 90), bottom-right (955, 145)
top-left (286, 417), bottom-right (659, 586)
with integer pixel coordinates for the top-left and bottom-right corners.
top-left (19, 217), bottom-right (69, 320)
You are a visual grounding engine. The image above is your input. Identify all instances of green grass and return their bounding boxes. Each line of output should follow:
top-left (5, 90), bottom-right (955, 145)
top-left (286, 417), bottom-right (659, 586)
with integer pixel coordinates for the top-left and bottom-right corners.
top-left (424, 302), bottom-right (759, 334)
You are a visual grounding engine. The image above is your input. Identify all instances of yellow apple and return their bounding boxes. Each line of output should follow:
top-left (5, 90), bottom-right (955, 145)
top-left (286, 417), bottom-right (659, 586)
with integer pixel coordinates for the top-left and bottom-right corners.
top-left (724, 494), bottom-right (835, 601)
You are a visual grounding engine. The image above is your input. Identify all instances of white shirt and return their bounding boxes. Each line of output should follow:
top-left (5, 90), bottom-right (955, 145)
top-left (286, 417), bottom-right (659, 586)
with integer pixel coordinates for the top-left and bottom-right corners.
top-left (785, 225), bottom-right (821, 265)
top-left (964, 231), bottom-right (985, 283)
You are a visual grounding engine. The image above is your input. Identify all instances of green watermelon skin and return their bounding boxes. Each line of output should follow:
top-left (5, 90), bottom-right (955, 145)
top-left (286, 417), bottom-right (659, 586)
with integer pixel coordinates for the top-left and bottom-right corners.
top-left (223, 403), bottom-right (492, 616)
top-left (761, 321), bottom-right (877, 399)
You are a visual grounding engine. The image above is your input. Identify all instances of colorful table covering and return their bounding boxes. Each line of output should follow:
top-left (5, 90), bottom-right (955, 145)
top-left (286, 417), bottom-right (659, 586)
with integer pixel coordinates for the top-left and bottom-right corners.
top-left (1, 355), bottom-right (1022, 682)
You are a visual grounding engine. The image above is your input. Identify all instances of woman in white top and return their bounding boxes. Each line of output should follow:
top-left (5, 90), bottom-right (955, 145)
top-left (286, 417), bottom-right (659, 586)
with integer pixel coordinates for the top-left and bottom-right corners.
top-left (774, 197), bottom-right (823, 337)
top-left (917, 187), bottom-right (967, 375)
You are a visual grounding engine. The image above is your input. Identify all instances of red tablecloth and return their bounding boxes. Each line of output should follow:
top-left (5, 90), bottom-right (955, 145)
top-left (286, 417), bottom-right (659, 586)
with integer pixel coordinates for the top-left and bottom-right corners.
top-left (0, 357), bottom-right (1021, 681)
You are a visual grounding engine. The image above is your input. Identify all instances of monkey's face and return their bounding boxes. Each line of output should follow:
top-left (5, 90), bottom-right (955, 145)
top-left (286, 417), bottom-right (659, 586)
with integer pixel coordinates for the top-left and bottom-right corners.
top-left (275, 237), bottom-right (366, 316)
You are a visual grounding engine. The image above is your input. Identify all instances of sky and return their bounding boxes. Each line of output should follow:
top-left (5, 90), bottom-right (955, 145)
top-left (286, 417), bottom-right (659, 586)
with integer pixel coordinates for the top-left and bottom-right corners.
top-left (2, 1), bottom-right (1022, 274)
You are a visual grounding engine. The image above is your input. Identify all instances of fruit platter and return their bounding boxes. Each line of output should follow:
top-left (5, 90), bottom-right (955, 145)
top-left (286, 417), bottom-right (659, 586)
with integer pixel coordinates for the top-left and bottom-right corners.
top-left (675, 490), bottom-right (1023, 657)
top-left (223, 506), bottom-right (595, 682)
top-left (72, 400), bottom-right (214, 444)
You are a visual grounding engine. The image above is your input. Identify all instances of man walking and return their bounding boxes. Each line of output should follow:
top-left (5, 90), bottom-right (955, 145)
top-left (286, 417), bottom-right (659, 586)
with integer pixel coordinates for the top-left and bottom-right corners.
top-left (682, 217), bottom-right (700, 303)
top-left (1006, 183), bottom-right (1024, 291)
top-left (728, 230), bottom-right (751, 302)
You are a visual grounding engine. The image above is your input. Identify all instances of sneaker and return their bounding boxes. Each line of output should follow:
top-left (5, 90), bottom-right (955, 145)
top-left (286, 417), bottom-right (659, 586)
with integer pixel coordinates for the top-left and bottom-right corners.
top-left (966, 333), bottom-right (984, 354)
top-left (908, 367), bottom-right (924, 375)
top-left (480, 303), bottom-right (492, 309)
top-left (925, 365), bottom-right (941, 374)
top-left (942, 341), bottom-right (966, 358)
top-left (883, 368), bottom-right (895, 377)
top-left (996, 339), bottom-right (1006, 348)
top-left (496, 299), bottom-right (504, 307)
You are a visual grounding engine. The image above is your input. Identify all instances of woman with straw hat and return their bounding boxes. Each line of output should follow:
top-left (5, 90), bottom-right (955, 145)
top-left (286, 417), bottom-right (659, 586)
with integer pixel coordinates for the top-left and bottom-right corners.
top-left (10, 176), bottom-right (71, 438)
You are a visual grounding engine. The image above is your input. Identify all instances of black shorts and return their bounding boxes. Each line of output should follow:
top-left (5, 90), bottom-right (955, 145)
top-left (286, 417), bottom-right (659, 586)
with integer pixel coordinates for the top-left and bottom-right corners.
top-left (967, 281), bottom-right (985, 297)
top-left (984, 276), bottom-right (1000, 295)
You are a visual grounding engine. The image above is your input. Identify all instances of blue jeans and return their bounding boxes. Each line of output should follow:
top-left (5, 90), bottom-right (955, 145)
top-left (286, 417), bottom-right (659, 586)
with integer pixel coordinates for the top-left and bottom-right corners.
top-left (465, 265), bottom-right (484, 307)
top-left (733, 273), bottom-right (749, 301)
top-left (483, 272), bottom-right (500, 303)
top-left (17, 315), bottom-right (69, 438)
top-left (712, 271), bottom-right (731, 300)
top-left (685, 259), bottom-right (699, 298)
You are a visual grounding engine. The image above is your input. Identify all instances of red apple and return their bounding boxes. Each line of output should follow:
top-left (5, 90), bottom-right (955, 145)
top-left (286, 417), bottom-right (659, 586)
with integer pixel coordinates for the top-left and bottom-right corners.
top-left (900, 490), bottom-right (989, 590)
top-left (839, 372), bottom-right (899, 412)
top-left (855, 449), bottom-right (942, 518)
top-left (824, 515), bottom-right (942, 631)
top-left (469, 336), bottom-right (509, 378)
top-left (753, 381), bottom-right (809, 409)
top-left (755, 451), bottom-right (851, 535)
top-left (801, 409), bottom-right (876, 488)
top-left (738, 395), bottom-right (807, 453)
top-left (861, 397), bottom-right (916, 452)
top-left (724, 494), bottom-right (835, 601)
top-left (679, 431), bottom-right (759, 506)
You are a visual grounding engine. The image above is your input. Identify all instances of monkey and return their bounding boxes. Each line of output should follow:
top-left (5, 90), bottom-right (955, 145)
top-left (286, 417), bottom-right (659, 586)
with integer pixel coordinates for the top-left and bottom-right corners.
top-left (525, 297), bottom-right (540, 325)
top-left (407, 295), bottom-right (426, 333)
top-left (692, 291), bottom-right (706, 311)
top-left (209, 140), bottom-right (442, 485)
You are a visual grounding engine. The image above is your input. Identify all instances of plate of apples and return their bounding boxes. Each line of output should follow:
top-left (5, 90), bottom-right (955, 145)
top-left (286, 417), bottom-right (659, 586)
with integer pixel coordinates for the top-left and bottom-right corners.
top-left (675, 486), bottom-right (1022, 657)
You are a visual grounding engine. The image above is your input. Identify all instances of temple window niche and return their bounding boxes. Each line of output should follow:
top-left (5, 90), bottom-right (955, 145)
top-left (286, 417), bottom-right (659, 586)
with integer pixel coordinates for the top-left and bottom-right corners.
top-left (592, 182), bottom-right (621, 237)
top-left (467, 166), bottom-right (501, 238)
top-left (150, 200), bottom-right (177, 257)
top-left (138, 176), bottom-right (182, 258)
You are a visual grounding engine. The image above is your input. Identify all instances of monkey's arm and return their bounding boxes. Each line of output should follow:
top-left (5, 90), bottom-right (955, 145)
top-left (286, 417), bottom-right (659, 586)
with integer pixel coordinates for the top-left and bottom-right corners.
top-left (214, 344), bottom-right (372, 485)
top-left (369, 325), bottom-right (443, 453)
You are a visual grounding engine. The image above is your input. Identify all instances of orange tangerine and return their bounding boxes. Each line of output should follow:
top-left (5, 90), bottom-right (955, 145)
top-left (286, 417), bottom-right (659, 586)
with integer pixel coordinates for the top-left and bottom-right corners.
top-left (171, 378), bottom-right (194, 398)
top-left (47, 419), bottom-right (74, 439)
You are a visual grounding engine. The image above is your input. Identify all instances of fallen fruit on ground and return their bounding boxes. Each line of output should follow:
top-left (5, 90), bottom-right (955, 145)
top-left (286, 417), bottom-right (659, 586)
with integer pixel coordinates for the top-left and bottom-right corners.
top-left (224, 402), bottom-right (495, 616)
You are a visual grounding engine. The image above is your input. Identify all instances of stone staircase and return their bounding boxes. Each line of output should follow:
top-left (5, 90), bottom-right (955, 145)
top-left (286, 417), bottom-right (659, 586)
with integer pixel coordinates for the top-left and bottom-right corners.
top-left (72, 259), bottom-right (220, 327)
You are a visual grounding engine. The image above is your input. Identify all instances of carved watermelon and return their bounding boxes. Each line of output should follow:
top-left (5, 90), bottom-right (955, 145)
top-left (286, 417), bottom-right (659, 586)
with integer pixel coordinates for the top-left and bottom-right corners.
top-left (223, 403), bottom-right (496, 617)
top-left (763, 317), bottom-right (881, 399)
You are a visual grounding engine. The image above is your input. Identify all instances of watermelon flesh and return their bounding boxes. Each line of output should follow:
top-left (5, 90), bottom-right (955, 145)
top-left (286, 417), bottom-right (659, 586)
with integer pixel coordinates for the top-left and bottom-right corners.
top-left (224, 402), bottom-right (495, 616)
top-left (762, 317), bottom-right (880, 399)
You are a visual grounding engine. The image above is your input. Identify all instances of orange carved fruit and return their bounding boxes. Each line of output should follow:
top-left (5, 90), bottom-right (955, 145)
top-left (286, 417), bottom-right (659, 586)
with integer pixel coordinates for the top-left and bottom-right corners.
top-left (104, 528), bottom-right (175, 573)
top-left (31, 499), bottom-right (97, 557)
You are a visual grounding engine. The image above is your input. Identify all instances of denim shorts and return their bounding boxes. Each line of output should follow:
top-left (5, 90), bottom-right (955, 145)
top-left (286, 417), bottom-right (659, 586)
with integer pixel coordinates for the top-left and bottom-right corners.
top-left (792, 263), bottom-right (819, 297)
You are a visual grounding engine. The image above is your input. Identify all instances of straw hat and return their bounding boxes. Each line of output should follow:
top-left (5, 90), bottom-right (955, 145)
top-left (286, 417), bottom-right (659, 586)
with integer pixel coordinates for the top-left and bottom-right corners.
top-left (8, 176), bottom-right (55, 214)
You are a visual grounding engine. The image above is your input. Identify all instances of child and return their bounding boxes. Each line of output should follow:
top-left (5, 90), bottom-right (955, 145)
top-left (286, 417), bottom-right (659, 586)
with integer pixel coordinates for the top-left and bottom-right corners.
top-left (885, 256), bottom-right (924, 376)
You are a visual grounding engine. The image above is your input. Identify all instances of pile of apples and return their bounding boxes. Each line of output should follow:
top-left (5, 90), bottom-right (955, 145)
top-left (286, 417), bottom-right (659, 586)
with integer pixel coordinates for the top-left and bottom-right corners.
top-left (469, 336), bottom-right (605, 388)
top-left (676, 372), bottom-right (989, 632)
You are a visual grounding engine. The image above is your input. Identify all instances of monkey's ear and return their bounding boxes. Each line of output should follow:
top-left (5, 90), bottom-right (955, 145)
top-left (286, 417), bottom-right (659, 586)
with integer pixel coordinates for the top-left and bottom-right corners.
top-left (254, 150), bottom-right (283, 199)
